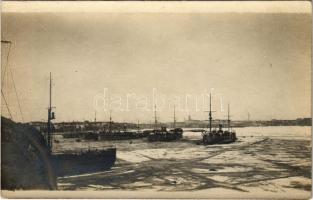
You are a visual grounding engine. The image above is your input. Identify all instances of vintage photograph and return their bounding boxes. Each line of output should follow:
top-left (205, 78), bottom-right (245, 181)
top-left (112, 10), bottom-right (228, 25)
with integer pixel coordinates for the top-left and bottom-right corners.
top-left (1, 1), bottom-right (311, 198)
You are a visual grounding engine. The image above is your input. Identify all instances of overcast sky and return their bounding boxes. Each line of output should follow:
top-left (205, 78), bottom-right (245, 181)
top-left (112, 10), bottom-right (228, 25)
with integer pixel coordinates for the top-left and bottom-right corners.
top-left (1, 9), bottom-right (311, 123)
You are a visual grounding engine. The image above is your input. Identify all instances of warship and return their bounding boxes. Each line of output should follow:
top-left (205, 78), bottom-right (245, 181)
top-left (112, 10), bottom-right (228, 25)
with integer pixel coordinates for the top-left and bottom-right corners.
top-left (202, 94), bottom-right (237, 145)
top-left (147, 105), bottom-right (183, 142)
top-left (97, 113), bottom-right (149, 140)
top-left (62, 131), bottom-right (85, 139)
top-left (56, 114), bottom-right (149, 142)
top-left (45, 73), bottom-right (116, 177)
top-left (51, 147), bottom-right (116, 177)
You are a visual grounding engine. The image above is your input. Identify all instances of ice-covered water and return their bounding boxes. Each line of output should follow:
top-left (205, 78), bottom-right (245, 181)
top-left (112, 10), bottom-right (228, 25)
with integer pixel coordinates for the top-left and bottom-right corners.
top-left (56, 126), bottom-right (311, 198)
top-left (53, 126), bottom-right (311, 154)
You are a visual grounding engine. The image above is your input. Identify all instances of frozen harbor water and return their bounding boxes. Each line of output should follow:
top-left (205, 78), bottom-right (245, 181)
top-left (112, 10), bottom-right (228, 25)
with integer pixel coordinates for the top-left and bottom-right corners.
top-left (55, 126), bottom-right (311, 198)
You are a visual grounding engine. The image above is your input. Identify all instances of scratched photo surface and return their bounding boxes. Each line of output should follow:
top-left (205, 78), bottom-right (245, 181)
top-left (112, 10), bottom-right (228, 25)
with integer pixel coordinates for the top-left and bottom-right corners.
top-left (1, 1), bottom-right (311, 199)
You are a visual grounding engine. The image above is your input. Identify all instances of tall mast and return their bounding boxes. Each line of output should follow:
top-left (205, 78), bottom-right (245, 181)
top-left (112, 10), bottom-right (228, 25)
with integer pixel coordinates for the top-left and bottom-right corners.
top-left (154, 104), bottom-right (157, 129)
top-left (94, 111), bottom-right (97, 122)
top-left (228, 103), bottom-right (230, 131)
top-left (109, 110), bottom-right (112, 132)
top-left (209, 93), bottom-right (212, 133)
top-left (173, 105), bottom-right (176, 128)
top-left (137, 120), bottom-right (140, 132)
top-left (50, 73), bottom-right (52, 108)
top-left (47, 72), bottom-right (53, 154)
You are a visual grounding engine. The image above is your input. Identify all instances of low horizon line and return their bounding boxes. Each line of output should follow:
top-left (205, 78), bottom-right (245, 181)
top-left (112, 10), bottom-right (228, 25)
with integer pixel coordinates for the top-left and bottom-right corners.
top-left (25, 116), bottom-right (312, 124)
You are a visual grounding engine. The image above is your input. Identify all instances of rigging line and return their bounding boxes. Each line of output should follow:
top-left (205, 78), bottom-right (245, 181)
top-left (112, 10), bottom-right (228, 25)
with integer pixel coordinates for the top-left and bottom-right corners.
top-left (1, 89), bottom-right (13, 119)
top-left (9, 67), bottom-right (24, 122)
top-left (1, 42), bottom-right (12, 87)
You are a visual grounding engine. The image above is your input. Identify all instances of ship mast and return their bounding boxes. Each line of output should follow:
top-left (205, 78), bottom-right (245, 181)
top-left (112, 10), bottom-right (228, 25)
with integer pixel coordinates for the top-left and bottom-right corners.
top-left (154, 104), bottom-right (157, 129)
top-left (173, 105), bottom-right (176, 129)
top-left (137, 120), bottom-right (140, 132)
top-left (47, 72), bottom-right (55, 154)
top-left (209, 93), bottom-right (212, 133)
top-left (227, 103), bottom-right (230, 131)
top-left (109, 110), bottom-right (112, 133)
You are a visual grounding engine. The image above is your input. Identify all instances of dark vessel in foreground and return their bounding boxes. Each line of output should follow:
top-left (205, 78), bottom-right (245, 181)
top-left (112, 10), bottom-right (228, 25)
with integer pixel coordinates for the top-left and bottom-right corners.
top-left (148, 105), bottom-right (183, 142)
top-left (52, 148), bottom-right (116, 176)
top-left (46, 74), bottom-right (116, 177)
top-left (202, 94), bottom-right (237, 145)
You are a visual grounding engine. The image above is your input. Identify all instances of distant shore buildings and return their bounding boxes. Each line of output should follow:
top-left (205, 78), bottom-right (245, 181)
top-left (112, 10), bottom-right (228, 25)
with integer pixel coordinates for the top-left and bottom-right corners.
top-left (28, 117), bottom-right (312, 134)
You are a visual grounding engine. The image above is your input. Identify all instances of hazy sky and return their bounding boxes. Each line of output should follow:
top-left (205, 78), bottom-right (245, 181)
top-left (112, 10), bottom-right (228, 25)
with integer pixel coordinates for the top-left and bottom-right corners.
top-left (1, 9), bottom-right (311, 122)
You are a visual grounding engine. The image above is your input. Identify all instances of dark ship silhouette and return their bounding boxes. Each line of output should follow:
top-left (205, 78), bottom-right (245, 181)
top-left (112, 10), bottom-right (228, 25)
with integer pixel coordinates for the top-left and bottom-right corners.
top-left (57, 111), bottom-right (147, 141)
top-left (98, 114), bottom-right (149, 141)
top-left (202, 94), bottom-right (237, 145)
top-left (51, 148), bottom-right (116, 177)
top-left (147, 127), bottom-right (183, 142)
top-left (147, 105), bottom-right (183, 142)
top-left (45, 73), bottom-right (116, 177)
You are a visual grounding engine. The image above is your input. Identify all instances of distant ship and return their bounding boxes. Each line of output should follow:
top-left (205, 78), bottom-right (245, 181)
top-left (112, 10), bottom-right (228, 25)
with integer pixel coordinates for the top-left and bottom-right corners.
top-left (147, 105), bottom-right (183, 142)
top-left (57, 112), bottom-right (149, 141)
top-left (62, 131), bottom-right (85, 139)
top-left (202, 94), bottom-right (237, 145)
top-left (45, 73), bottom-right (116, 177)
top-left (147, 127), bottom-right (183, 142)
top-left (96, 113), bottom-right (149, 140)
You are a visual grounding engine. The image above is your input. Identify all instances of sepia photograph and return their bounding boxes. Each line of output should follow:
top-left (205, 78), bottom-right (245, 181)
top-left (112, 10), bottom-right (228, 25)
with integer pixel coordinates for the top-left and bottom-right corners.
top-left (1, 1), bottom-right (312, 199)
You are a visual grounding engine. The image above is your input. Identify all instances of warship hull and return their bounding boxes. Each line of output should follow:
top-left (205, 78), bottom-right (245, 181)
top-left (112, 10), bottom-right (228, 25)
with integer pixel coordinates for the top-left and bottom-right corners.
top-left (51, 148), bottom-right (116, 177)
top-left (202, 132), bottom-right (237, 145)
top-left (98, 131), bottom-right (148, 141)
top-left (147, 128), bottom-right (183, 142)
